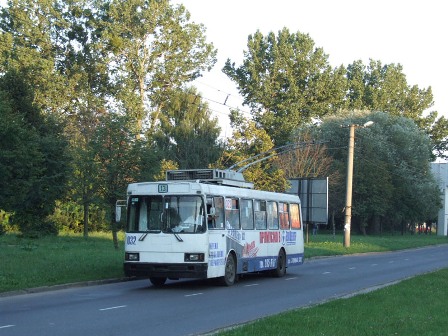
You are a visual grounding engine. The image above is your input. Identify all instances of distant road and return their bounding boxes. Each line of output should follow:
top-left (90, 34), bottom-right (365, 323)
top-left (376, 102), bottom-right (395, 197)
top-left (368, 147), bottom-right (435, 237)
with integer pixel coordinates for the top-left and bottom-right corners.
top-left (1, 244), bottom-right (448, 336)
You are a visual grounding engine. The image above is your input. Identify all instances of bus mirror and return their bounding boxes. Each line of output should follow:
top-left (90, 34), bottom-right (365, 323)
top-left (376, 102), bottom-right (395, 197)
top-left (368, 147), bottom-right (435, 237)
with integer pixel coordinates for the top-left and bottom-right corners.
top-left (115, 206), bottom-right (121, 222)
top-left (115, 200), bottom-right (127, 222)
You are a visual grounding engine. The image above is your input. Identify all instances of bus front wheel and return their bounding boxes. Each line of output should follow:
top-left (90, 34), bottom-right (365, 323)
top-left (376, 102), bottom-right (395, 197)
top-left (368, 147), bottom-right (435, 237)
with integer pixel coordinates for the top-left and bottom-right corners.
top-left (221, 254), bottom-right (236, 286)
top-left (272, 249), bottom-right (286, 277)
top-left (150, 277), bottom-right (167, 287)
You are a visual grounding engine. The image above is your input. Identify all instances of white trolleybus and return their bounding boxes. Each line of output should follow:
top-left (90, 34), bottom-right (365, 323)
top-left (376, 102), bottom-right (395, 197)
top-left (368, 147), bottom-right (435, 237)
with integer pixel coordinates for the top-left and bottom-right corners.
top-left (123, 169), bottom-right (304, 286)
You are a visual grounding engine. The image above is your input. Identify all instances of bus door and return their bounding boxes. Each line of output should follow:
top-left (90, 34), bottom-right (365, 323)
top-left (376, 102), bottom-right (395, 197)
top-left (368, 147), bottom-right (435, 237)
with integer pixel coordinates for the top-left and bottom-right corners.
top-left (206, 196), bottom-right (227, 278)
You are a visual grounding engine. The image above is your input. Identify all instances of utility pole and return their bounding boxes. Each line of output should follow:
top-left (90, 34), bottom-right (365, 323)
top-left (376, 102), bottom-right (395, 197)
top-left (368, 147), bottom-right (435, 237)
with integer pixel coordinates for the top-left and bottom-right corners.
top-left (343, 121), bottom-right (373, 248)
top-left (343, 125), bottom-right (355, 248)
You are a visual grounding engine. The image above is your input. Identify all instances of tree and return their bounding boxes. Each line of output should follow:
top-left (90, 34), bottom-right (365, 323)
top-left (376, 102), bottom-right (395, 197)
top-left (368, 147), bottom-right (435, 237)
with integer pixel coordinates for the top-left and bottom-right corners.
top-left (216, 110), bottom-right (289, 192)
top-left (0, 0), bottom-right (75, 115)
top-left (276, 129), bottom-right (335, 180)
top-left (223, 27), bottom-right (447, 158)
top-left (346, 59), bottom-right (448, 159)
top-left (101, 0), bottom-right (217, 137)
top-left (0, 71), bottom-right (70, 236)
top-left (317, 111), bottom-right (440, 234)
top-left (0, 0), bottom-right (219, 237)
top-left (223, 28), bottom-right (347, 146)
top-left (61, 0), bottom-right (113, 237)
top-left (91, 113), bottom-right (159, 248)
top-left (153, 87), bottom-right (223, 169)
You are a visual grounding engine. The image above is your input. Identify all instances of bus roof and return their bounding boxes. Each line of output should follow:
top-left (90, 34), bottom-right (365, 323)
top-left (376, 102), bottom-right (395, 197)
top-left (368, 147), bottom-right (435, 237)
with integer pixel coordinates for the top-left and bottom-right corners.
top-left (127, 180), bottom-right (301, 204)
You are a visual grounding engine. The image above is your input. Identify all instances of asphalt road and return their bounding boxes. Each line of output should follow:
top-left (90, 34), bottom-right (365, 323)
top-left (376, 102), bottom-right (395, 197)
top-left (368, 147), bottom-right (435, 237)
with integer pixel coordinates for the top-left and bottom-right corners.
top-left (1, 244), bottom-right (448, 336)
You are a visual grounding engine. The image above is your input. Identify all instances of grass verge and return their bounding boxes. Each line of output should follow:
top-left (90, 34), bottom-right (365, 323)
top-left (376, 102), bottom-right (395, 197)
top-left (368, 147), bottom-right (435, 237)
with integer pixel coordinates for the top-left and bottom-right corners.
top-left (218, 268), bottom-right (448, 336)
top-left (0, 232), bottom-right (124, 293)
top-left (304, 232), bottom-right (448, 258)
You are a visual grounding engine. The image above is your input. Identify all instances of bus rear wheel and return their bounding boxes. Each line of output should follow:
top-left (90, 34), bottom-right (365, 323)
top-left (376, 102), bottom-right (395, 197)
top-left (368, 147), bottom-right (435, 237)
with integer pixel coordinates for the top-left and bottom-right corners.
top-left (150, 277), bottom-right (167, 287)
top-left (272, 249), bottom-right (286, 277)
top-left (221, 254), bottom-right (236, 286)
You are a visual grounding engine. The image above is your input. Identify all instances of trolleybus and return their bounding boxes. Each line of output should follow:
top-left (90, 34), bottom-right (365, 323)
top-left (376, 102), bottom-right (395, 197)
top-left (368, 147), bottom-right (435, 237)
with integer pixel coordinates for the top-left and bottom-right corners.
top-left (123, 169), bottom-right (304, 286)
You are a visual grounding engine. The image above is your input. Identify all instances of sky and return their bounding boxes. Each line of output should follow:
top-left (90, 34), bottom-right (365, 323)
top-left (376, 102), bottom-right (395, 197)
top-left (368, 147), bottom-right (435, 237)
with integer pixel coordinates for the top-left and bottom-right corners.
top-left (173, 0), bottom-right (447, 138)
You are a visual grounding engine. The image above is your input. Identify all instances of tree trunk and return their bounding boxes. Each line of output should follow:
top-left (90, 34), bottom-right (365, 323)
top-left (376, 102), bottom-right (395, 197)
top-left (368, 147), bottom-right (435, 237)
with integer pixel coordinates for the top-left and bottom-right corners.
top-left (112, 222), bottom-right (119, 250)
top-left (111, 205), bottom-right (119, 250)
top-left (372, 215), bottom-right (381, 234)
top-left (360, 221), bottom-right (367, 236)
top-left (331, 211), bottom-right (336, 238)
top-left (83, 202), bottom-right (89, 238)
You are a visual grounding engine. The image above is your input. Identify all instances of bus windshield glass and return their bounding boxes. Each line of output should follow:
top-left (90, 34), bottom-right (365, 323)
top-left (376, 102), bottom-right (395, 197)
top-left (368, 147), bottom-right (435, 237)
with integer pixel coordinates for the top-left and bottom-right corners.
top-left (127, 195), bottom-right (205, 233)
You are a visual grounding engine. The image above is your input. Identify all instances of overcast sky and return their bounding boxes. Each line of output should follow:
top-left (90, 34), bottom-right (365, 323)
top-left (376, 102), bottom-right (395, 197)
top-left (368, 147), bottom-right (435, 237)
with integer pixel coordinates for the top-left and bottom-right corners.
top-left (174, 0), bottom-right (447, 137)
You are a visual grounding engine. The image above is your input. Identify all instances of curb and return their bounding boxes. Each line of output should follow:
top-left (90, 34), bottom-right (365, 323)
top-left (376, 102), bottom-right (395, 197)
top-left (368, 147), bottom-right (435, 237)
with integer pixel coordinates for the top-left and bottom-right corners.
top-left (0, 277), bottom-right (135, 298)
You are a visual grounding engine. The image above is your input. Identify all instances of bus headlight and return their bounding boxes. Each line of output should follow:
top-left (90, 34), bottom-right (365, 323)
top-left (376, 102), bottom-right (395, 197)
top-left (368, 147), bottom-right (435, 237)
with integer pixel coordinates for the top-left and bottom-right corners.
top-left (125, 252), bottom-right (140, 261)
top-left (184, 253), bottom-right (204, 262)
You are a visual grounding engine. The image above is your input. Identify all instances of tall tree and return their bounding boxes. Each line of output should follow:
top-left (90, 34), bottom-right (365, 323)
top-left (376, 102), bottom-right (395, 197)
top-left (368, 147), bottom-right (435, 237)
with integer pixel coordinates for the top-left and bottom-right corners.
top-left (101, 0), bottom-right (217, 137)
top-left (223, 27), bottom-right (347, 146)
top-left (62, 0), bottom-right (112, 237)
top-left (346, 59), bottom-right (448, 158)
top-left (154, 87), bottom-right (222, 169)
top-left (91, 113), bottom-right (158, 248)
top-left (0, 0), bottom-right (74, 115)
top-left (0, 71), bottom-right (70, 235)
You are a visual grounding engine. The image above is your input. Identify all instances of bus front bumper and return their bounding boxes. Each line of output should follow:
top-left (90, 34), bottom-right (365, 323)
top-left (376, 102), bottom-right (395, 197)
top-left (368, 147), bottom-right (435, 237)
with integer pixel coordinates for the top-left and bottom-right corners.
top-left (124, 262), bottom-right (208, 279)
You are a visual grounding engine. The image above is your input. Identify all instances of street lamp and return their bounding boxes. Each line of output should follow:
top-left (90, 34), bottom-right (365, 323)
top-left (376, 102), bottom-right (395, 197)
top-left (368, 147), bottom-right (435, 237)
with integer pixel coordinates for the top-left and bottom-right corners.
top-left (343, 121), bottom-right (374, 248)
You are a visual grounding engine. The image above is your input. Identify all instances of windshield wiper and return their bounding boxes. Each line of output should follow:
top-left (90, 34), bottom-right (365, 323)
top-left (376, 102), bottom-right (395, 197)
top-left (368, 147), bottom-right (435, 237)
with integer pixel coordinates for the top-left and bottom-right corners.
top-left (139, 230), bottom-right (160, 241)
top-left (173, 232), bottom-right (183, 242)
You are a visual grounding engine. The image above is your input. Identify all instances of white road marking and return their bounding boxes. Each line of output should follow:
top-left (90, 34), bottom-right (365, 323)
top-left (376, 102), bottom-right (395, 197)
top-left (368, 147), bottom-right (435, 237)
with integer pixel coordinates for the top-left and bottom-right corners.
top-left (323, 271), bottom-right (331, 274)
top-left (244, 283), bottom-right (259, 287)
top-left (185, 293), bottom-right (203, 297)
top-left (349, 267), bottom-right (356, 270)
top-left (285, 277), bottom-right (298, 280)
top-left (99, 305), bottom-right (127, 311)
top-left (0, 325), bottom-right (15, 329)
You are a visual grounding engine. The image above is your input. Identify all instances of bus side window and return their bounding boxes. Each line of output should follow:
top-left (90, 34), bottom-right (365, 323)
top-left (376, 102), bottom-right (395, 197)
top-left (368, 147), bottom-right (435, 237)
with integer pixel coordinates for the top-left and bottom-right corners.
top-left (208, 196), bottom-right (225, 229)
top-left (254, 200), bottom-right (267, 230)
top-left (267, 201), bottom-right (279, 230)
top-left (290, 203), bottom-right (301, 229)
top-left (225, 198), bottom-right (240, 229)
top-left (241, 199), bottom-right (254, 230)
top-left (279, 202), bottom-right (290, 229)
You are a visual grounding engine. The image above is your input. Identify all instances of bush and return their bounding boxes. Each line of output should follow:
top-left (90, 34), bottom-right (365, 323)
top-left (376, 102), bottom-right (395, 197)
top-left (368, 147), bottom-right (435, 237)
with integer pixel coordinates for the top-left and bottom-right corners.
top-left (11, 212), bottom-right (58, 237)
top-left (49, 200), bottom-right (109, 233)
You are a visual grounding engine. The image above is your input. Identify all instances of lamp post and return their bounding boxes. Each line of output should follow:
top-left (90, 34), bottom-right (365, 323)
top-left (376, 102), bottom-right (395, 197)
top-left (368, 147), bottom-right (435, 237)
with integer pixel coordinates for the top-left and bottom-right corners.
top-left (343, 121), bottom-right (373, 248)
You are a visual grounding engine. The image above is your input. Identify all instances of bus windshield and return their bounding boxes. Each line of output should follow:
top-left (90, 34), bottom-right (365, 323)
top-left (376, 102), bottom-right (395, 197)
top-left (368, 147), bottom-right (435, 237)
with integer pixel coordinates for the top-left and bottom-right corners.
top-left (127, 195), bottom-right (205, 233)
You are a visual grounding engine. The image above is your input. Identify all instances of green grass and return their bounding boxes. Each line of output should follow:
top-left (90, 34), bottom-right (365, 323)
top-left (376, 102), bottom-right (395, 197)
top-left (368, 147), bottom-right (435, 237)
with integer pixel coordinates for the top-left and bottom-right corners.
top-left (304, 232), bottom-right (448, 258)
top-left (0, 232), bottom-right (124, 293)
top-left (218, 268), bottom-right (448, 336)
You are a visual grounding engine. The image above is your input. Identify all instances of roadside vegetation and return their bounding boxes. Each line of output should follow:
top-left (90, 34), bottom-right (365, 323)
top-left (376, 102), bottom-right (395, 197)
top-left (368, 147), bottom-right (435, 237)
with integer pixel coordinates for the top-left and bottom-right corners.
top-left (0, 232), bottom-right (125, 293)
top-left (1, 1), bottom-right (447, 241)
top-left (1, 232), bottom-right (446, 294)
top-left (218, 268), bottom-right (448, 336)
